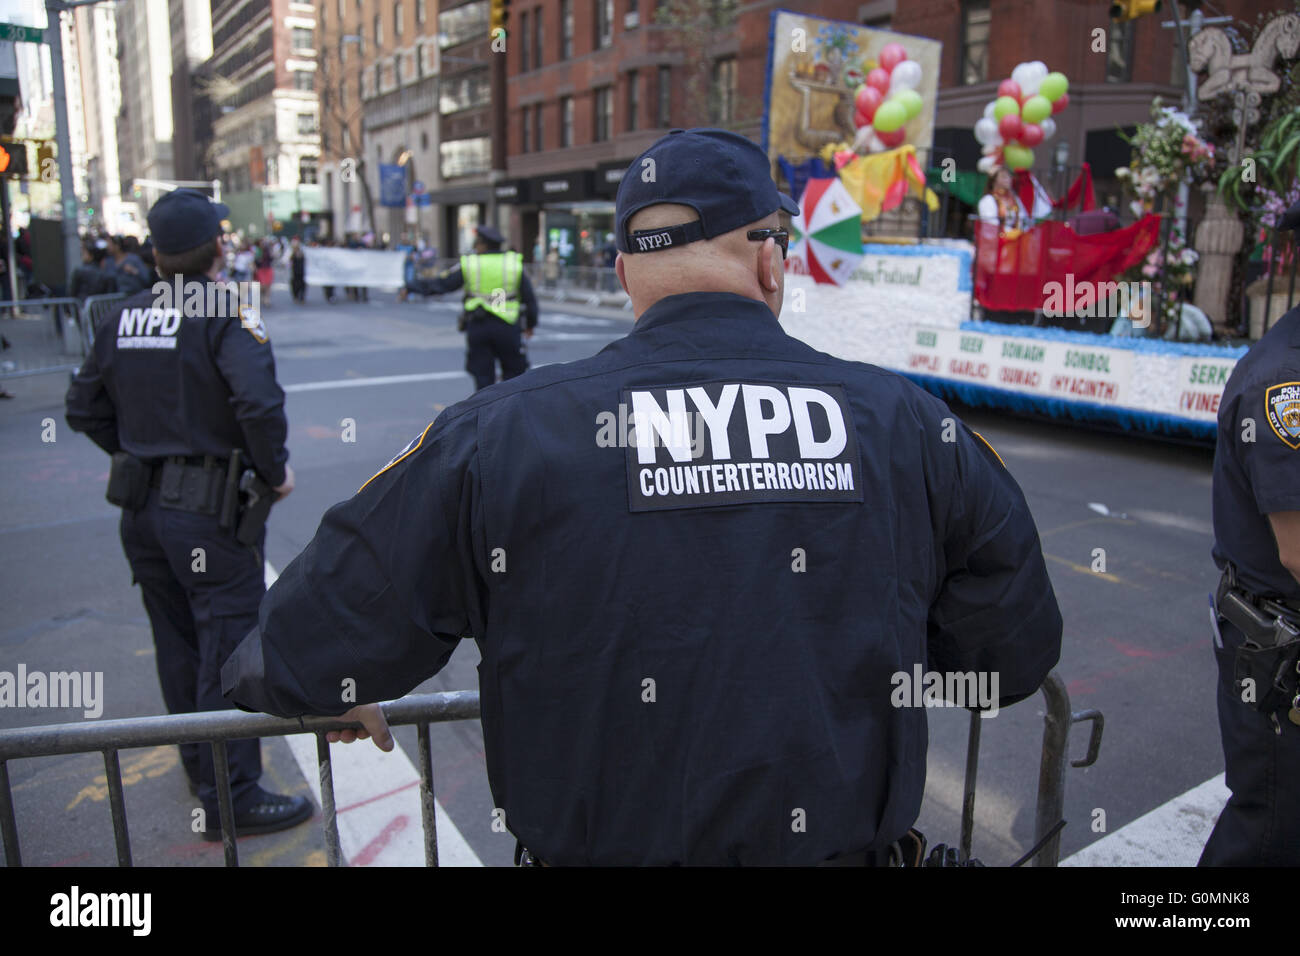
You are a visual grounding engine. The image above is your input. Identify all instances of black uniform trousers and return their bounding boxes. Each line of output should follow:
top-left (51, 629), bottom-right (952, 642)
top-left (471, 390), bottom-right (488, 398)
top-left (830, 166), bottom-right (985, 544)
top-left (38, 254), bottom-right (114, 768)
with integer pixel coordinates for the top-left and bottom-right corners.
top-left (465, 310), bottom-right (528, 391)
top-left (120, 487), bottom-right (265, 817)
top-left (1200, 617), bottom-right (1300, 865)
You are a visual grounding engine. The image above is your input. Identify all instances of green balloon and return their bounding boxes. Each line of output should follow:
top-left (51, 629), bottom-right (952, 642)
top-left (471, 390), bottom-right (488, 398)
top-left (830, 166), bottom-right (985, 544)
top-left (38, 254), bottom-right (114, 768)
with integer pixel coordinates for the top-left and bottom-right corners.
top-left (1003, 144), bottom-right (1034, 170)
top-left (992, 96), bottom-right (1021, 120)
top-left (895, 89), bottom-right (924, 120)
top-left (1039, 72), bottom-right (1069, 102)
top-left (873, 100), bottom-right (908, 134)
top-left (1021, 95), bottom-right (1052, 124)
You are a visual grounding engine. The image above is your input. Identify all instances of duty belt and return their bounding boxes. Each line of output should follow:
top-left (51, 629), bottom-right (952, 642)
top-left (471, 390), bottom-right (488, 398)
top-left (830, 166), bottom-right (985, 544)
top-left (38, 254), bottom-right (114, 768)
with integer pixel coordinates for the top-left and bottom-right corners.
top-left (1216, 563), bottom-right (1300, 731)
top-left (1215, 565), bottom-right (1300, 644)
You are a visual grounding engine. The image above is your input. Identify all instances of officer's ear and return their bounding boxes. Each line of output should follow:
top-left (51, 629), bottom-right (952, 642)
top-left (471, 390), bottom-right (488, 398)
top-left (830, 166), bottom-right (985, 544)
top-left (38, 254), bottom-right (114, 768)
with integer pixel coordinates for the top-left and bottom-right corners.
top-left (757, 237), bottom-right (780, 295)
top-left (615, 253), bottom-right (630, 297)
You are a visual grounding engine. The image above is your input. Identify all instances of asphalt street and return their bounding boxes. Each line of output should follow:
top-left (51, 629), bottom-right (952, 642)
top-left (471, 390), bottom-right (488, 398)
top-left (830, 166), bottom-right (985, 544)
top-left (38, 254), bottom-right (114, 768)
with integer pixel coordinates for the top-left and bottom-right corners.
top-left (0, 284), bottom-right (1223, 867)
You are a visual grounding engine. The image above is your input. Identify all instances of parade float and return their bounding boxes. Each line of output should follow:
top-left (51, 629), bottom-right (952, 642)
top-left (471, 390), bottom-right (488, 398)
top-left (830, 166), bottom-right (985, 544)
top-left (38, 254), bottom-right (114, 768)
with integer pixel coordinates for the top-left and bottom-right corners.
top-left (764, 9), bottom-right (1299, 440)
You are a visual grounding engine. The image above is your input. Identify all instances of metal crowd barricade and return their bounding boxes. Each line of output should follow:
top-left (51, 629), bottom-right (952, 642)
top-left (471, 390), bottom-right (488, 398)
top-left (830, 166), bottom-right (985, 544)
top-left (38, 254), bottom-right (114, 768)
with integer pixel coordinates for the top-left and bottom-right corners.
top-left (0, 691), bottom-right (480, 868)
top-left (0, 672), bottom-right (1100, 867)
top-left (0, 297), bottom-right (86, 380)
top-left (78, 293), bottom-right (129, 353)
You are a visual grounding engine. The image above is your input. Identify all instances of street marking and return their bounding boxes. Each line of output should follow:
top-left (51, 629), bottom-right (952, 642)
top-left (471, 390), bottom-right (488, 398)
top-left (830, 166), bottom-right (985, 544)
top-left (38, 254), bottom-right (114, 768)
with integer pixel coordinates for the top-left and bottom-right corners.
top-left (1061, 773), bottom-right (1228, 867)
top-left (264, 561), bottom-right (482, 866)
top-left (284, 371), bottom-right (467, 393)
top-left (1043, 552), bottom-right (1126, 585)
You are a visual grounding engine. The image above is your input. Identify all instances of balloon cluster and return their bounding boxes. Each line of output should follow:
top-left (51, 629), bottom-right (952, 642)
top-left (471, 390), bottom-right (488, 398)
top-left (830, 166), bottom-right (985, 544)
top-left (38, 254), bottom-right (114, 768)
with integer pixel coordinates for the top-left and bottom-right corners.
top-left (972, 61), bottom-right (1069, 173)
top-left (851, 42), bottom-right (925, 152)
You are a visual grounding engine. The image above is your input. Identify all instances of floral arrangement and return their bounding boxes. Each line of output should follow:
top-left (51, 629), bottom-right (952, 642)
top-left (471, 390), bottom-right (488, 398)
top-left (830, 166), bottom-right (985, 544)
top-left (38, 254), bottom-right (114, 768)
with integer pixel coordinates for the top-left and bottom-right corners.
top-left (1115, 99), bottom-right (1217, 218)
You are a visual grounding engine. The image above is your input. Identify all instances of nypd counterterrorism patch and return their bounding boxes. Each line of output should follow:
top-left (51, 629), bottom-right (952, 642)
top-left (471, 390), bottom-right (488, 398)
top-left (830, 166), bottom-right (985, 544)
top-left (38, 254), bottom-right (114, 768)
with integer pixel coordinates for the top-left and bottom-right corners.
top-left (240, 306), bottom-right (269, 343)
top-left (1266, 382), bottom-right (1300, 450)
top-left (620, 380), bottom-right (863, 512)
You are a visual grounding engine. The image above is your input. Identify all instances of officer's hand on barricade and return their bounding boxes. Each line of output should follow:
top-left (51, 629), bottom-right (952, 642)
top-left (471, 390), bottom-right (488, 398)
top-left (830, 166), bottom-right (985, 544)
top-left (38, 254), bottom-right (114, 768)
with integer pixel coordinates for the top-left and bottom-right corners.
top-left (326, 703), bottom-right (394, 752)
top-left (274, 464), bottom-right (295, 500)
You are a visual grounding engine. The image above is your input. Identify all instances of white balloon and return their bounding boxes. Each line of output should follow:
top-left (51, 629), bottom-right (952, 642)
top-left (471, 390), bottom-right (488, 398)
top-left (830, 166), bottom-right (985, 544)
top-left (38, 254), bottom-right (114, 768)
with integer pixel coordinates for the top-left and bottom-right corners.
top-left (853, 125), bottom-right (875, 153)
top-left (889, 60), bottom-right (923, 93)
top-left (1011, 62), bottom-right (1034, 88)
top-left (983, 100), bottom-right (998, 121)
top-left (977, 155), bottom-right (996, 174)
top-left (974, 117), bottom-right (999, 145)
top-left (982, 143), bottom-right (999, 155)
top-left (1039, 117), bottom-right (1056, 141)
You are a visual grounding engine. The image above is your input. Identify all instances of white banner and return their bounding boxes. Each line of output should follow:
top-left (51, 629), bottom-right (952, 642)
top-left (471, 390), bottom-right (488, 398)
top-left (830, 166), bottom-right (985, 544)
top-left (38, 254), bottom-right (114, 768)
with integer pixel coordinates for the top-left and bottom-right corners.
top-left (302, 247), bottom-right (407, 288)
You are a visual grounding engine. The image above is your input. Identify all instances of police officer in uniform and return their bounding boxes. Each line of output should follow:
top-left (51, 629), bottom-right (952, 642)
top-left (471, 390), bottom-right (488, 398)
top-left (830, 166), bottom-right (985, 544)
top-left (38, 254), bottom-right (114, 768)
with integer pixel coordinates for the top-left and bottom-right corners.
top-left (223, 129), bottom-right (1062, 865)
top-left (65, 189), bottom-right (312, 842)
top-left (405, 224), bottom-right (539, 391)
top-left (1200, 200), bottom-right (1300, 866)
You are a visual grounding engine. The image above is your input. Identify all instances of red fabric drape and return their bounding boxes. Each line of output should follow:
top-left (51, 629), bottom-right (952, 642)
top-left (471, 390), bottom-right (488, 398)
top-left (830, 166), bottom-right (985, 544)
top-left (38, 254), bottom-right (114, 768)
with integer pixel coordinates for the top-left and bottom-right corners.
top-left (1013, 164), bottom-right (1097, 217)
top-left (974, 214), bottom-right (1162, 312)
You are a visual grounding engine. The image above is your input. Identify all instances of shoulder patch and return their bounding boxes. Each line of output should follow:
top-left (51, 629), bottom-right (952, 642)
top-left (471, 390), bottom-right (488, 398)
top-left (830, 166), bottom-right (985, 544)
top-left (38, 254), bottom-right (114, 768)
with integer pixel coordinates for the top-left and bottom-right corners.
top-left (1265, 382), bottom-right (1300, 450)
top-left (240, 306), bottom-right (269, 343)
top-left (359, 422), bottom-right (434, 493)
top-left (971, 430), bottom-right (1006, 469)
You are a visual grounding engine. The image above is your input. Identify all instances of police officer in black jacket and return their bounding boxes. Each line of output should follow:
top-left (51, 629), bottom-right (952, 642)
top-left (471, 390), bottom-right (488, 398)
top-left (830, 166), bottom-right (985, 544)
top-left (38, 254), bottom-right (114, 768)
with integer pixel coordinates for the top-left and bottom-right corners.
top-left (66, 189), bottom-right (311, 842)
top-left (223, 129), bottom-right (1062, 865)
top-left (1201, 199), bottom-right (1300, 866)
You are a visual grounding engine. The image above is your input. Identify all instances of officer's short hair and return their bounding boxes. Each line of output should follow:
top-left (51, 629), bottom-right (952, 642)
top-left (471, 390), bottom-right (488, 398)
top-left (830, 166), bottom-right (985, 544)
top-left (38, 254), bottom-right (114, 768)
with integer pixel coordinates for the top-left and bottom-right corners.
top-left (155, 237), bottom-right (222, 279)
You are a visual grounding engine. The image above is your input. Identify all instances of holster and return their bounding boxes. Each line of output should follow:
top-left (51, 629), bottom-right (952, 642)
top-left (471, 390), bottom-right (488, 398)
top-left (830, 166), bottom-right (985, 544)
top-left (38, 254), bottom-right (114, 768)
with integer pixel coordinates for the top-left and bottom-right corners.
top-left (235, 469), bottom-right (274, 545)
top-left (158, 457), bottom-right (224, 516)
top-left (105, 452), bottom-right (151, 511)
top-left (1215, 565), bottom-right (1300, 714)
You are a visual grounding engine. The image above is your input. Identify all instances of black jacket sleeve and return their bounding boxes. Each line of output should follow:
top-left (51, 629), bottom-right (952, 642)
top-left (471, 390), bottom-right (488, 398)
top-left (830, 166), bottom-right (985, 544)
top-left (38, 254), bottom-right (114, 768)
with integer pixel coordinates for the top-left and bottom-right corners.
top-left (406, 265), bottom-right (464, 297)
top-left (210, 313), bottom-right (289, 487)
top-left (926, 413), bottom-right (1062, 709)
top-left (64, 344), bottom-right (120, 454)
top-left (519, 271), bottom-right (539, 330)
top-left (221, 409), bottom-right (482, 718)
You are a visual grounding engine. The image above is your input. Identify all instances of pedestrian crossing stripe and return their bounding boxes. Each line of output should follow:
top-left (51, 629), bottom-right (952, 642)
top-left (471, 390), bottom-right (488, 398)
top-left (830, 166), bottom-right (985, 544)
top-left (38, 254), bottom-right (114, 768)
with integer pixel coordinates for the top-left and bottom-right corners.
top-left (358, 422), bottom-right (435, 493)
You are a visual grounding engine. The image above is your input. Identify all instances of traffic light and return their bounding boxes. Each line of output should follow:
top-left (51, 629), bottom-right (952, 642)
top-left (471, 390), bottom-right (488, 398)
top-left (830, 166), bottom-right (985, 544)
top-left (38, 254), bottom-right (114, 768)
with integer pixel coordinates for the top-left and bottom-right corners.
top-left (0, 141), bottom-right (27, 177)
top-left (489, 0), bottom-right (510, 34)
top-left (1110, 0), bottom-right (1161, 22)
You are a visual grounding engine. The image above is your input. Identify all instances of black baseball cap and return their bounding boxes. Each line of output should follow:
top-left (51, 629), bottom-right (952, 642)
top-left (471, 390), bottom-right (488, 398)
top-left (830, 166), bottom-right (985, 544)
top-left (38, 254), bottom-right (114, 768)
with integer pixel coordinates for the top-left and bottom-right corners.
top-left (147, 189), bottom-right (230, 254)
top-left (476, 224), bottom-right (505, 246)
top-left (1281, 199), bottom-right (1300, 233)
top-left (615, 128), bottom-right (799, 254)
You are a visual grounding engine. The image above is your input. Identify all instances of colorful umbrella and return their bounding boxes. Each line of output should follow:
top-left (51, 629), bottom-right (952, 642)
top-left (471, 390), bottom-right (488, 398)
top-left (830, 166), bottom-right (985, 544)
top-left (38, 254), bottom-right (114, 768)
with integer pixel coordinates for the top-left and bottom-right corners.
top-left (793, 177), bottom-right (864, 285)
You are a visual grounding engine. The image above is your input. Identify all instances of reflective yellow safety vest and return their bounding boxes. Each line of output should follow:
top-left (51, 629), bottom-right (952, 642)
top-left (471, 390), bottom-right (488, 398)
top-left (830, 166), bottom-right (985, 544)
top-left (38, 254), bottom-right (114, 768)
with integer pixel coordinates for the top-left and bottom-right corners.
top-left (460, 251), bottom-right (523, 324)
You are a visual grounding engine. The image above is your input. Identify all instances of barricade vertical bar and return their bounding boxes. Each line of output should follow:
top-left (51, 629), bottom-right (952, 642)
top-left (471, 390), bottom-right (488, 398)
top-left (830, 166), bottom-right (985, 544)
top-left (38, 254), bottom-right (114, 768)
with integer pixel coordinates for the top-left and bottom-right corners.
top-left (102, 749), bottom-right (133, 867)
top-left (0, 760), bottom-right (21, 867)
top-left (316, 733), bottom-right (342, 867)
top-left (960, 710), bottom-right (981, 861)
top-left (416, 721), bottom-right (439, 867)
top-left (1032, 673), bottom-right (1071, 867)
top-left (211, 741), bottom-right (239, 867)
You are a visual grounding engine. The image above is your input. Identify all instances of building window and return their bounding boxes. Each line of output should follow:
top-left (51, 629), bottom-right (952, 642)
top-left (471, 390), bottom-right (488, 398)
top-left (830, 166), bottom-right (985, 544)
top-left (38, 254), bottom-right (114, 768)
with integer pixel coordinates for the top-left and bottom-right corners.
top-left (657, 65), bottom-right (671, 127)
top-left (292, 27), bottom-right (314, 51)
top-left (440, 136), bottom-right (490, 178)
top-left (561, 0), bottom-right (573, 59)
top-left (560, 95), bottom-right (573, 146)
top-left (711, 57), bottom-right (735, 125)
top-left (337, 0), bottom-right (343, 17)
top-left (417, 0), bottom-right (426, 23)
top-left (300, 157), bottom-right (319, 184)
top-left (594, 86), bottom-right (613, 141)
top-left (533, 7), bottom-right (543, 68)
top-left (421, 130), bottom-right (429, 150)
top-left (394, 1), bottom-right (403, 37)
top-left (626, 69), bottom-right (638, 132)
top-left (297, 112), bottom-right (318, 134)
top-left (294, 69), bottom-right (315, 92)
top-left (960, 0), bottom-right (990, 86)
top-left (534, 103), bottom-right (543, 150)
top-left (374, 13), bottom-right (383, 47)
top-left (523, 107), bottom-right (532, 152)
top-left (320, 2), bottom-right (326, 27)
top-left (1107, 20), bottom-right (1133, 83)
top-left (521, 10), bottom-right (530, 70)
top-left (394, 55), bottom-right (402, 85)
top-left (595, 0), bottom-right (613, 49)
top-left (626, 0), bottom-right (639, 30)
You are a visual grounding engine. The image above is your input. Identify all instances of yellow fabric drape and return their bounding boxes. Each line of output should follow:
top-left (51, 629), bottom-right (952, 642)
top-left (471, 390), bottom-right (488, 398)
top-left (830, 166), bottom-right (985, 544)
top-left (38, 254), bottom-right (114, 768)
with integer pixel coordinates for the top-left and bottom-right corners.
top-left (824, 145), bottom-right (941, 223)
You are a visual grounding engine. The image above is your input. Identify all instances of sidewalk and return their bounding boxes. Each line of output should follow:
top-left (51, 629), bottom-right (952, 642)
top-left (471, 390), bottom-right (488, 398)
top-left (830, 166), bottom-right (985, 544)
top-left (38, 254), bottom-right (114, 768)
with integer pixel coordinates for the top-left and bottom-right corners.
top-left (0, 307), bottom-right (84, 381)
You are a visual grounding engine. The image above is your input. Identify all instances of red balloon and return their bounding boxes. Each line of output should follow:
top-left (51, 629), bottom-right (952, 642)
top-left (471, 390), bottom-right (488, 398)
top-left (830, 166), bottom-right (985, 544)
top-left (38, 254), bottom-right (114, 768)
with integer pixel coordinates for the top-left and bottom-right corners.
top-left (866, 68), bottom-right (890, 94)
top-left (998, 114), bottom-right (1023, 141)
top-left (997, 79), bottom-right (1021, 101)
top-left (854, 109), bottom-right (871, 130)
top-left (1052, 92), bottom-right (1069, 114)
top-left (1020, 123), bottom-right (1044, 146)
top-left (879, 43), bottom-right (907, 74)
top-left (855, 85), bottom-right (884, 120)
top-left (877, 126), bottom-right (906, 148)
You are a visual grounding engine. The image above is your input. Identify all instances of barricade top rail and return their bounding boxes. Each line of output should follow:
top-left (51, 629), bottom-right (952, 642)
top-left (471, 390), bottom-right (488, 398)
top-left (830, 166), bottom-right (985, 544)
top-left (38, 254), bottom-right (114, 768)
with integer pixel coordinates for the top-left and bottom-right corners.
top-left (0, 690), bottom-right (481, 761)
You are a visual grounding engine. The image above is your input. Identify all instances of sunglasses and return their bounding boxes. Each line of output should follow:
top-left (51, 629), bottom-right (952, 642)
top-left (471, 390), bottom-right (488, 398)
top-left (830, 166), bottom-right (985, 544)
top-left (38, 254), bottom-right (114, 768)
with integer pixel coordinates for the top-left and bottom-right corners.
top-left (747, 228), bottom-right (789, 260)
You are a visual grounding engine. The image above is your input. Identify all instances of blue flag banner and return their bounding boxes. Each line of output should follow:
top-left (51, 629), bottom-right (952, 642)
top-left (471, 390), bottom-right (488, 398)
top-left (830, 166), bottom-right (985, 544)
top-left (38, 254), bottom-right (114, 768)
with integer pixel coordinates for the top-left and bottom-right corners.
top-left (379, 164), bottom-right (406, 207)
